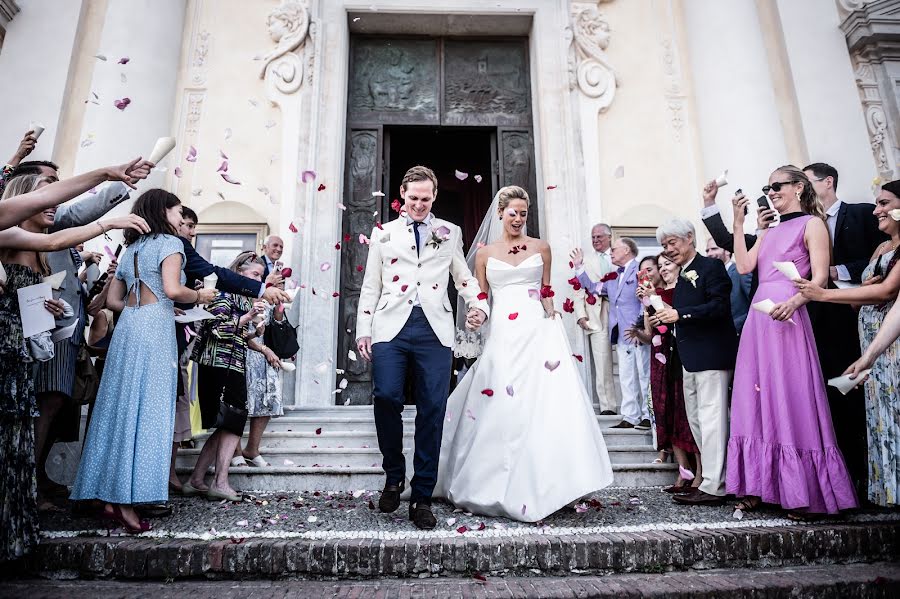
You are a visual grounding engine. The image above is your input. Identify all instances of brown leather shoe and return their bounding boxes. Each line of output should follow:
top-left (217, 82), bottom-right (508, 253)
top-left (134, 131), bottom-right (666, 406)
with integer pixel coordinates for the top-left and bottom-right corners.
top-left (409, 501), bottom-right (437, 530)
top-left (378, 482), bottom-right (404, 513)
top-left (672, 489), bottom-right (725, 506)
top-left (610, 421), bottom-right (634, 429)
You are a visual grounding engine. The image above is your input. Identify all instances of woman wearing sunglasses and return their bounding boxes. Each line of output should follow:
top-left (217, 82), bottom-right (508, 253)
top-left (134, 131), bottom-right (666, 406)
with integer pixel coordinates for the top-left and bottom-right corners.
top-left (725, 165), bottom-right (857, 519)
top-left (793, 180), bottom-right (900, 508)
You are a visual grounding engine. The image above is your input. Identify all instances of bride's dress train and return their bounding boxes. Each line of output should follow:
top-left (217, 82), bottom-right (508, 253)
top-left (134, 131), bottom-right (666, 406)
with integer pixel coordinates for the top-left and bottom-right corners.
top-left (434, 253), bottom-right (614, 522)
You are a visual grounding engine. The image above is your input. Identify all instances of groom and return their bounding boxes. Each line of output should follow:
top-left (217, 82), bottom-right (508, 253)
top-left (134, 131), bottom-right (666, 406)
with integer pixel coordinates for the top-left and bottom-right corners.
top-left (356, 165), bottom-right (489, 529)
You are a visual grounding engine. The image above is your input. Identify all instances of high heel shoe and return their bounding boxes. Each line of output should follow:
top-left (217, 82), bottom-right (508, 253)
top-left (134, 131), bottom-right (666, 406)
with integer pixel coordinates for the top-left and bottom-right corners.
top-left (100, 504), bottom-right (151, 534)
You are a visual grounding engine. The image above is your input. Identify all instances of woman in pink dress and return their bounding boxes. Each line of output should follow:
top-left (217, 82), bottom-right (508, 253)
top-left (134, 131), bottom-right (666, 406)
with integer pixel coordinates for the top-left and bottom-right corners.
top-left (727, 165), bottom-right (858, 518)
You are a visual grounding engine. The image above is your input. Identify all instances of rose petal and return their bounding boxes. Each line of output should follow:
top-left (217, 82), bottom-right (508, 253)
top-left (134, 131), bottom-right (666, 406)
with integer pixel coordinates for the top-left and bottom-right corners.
top-left (236, 520), bottom-right (248, 527)
top-left (563, 298), bottom-right (575, 313)
top-left (118, 57), bottom-right (130, 64)
top-left (572, 354), bottom-right (584, 362)
top-left (174, 167), bottom-right (182, 178)
top-left (392, 275), bottom-right (399, 282)
top-left (508, 312), bottom-right (519, 320)
top-left (94, 54), bottom-right (107, 61)
top-left (185, 145), bottom-right (198, 162)
top-left (217, 160), bottom-right (228, 173)
top-left (358, 234), bottom-right (369, 244)
top-left (477, 292), bottom-right (488, 300)
top-left (446, 517), bottom-right (457, 526)
top-left (289, 222), bottom-right (298, 233)
top-left (544, 360), bottom-right (560, 371)
top-left (219, 149), bottom-right (229, 160)
top-left (528, 289), bottom-right (541, 301)
top-left (320, 262), bottom-right (331, 271)
top-left (656, 325), bottom-right (668, 334)
top-left (317, 183), bottom-right (326, 191)
top-left (466, 409), bottom-right (476, 420)
top-left (281, 267), bottom-right (293, 278)
top-left (400, 284), bottom-right (408, 292)
top-left (454, 169), bottom-right (468, 180)
top-left (221, 173), bottom-right (241, 185)
top-left (546, 185), bottom-right (557, 190)
top-left (390, 258), bottom-right (398, 265)
top-left (335, 242), bottom-right (341, 250)
top-left (391, 199), bottom-right (402, 213)
top-left (679, 465), bottom-right (695, 481)
top-left (733, 508), bottom-right (744, 520)
top-left (315, 428), bottom-right (322, 435)
top-left (505, 384), bottom-right (514, 396)
top-left (521, 504), bottom-right (527, 515)
top-left (337, 202), bottom-right (346, 210)
top-left (654, 353), bottom-right (667, 364)
top-left (481, 388), bottom-right (494, 397)
top-left (614, 165), bottom-right (625, 178)
top-left (356, 265), bottom-right (363, 272)
top-left (456, 525), bottom-right (468, 533)
top-left (652, 335), bottom-right (662, 347)
top-left (474, 175), bottom-right (483, 183)
top-left (301, 170), bottom-right (317, 183)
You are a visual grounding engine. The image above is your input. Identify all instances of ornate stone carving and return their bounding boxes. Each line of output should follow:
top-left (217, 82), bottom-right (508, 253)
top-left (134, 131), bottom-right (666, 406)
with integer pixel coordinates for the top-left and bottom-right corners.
top-left (443, 40), bottom-right (530, 126)
top-left (854, 57), bottom-right (897, 180)
top-left (837, 0), bottom-right (870, 12)
top-left (259, 0), bottom-right (310, 95)
top-left (185, 92), bottom-right (205, 136)
top-left (501, 131), bottom-right (539, 235)
top-left (661, 37), bottom-right (686, 142)
top-left (569, 1), bottom-right (618, 111)
top-left (190, 29), bottom-right (210, 86)
top-left (338, 130), bottom-right (380, 405)
top-left (350, 39), bottom-right (438, 116)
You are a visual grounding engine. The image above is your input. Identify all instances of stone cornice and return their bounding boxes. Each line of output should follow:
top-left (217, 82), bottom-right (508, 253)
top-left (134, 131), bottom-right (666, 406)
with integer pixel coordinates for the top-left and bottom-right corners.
top-left (841, 0), bottom-right (900, 59)
top-left (0, 0), bottom-right (19, 23)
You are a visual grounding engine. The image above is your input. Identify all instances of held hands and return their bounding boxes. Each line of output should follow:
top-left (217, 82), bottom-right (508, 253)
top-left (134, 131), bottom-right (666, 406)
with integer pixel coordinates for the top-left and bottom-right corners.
top-left (569, 248), bottom-right (584, 270)
top-left (466, 308), bottom-right (487, 330)
top-left (794, 277), bottom-right (827, 302)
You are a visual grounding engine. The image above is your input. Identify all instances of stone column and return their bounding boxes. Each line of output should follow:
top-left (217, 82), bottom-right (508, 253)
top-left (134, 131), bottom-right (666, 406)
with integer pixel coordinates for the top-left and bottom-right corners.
top-left (73, 0), bottom-right (187, 193)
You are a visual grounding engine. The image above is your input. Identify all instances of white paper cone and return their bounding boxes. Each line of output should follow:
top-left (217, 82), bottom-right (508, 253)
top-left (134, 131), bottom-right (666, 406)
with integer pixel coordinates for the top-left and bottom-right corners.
top-left (715, 169), bottom-right (728, 188)
top-left (0, 261), bottom-right (7, 285)
top-left (649, 295), bottom-right (664, 311)
top-left (751, 298), bottom-right (796, 325)
top-left (148, 136), bottom-right (176, 164)
top-left (29, 122), bottom-right (45, 139)
top-left (279, 362), bottom-right (296, 372)
top-left (827, 370), bottom-right (871, 395)
top-left (773, 261), bottom-right (801, 281)
top-left (44, 270), bottom-right (66, 290)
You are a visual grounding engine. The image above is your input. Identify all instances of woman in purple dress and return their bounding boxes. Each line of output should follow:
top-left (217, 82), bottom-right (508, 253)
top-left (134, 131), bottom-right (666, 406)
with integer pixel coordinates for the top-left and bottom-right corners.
top-left (727, 165), bottom-right (858, 517)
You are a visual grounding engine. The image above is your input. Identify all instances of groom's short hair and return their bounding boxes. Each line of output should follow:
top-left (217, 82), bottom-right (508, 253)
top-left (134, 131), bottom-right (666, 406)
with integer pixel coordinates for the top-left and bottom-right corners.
top-left (401, 165), bottom-right (438, 193)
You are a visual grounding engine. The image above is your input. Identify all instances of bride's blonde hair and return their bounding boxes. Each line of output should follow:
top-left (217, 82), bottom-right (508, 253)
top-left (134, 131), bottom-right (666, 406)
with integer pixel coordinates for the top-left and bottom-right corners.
top-left (496, 185), bottom-right (530, 214)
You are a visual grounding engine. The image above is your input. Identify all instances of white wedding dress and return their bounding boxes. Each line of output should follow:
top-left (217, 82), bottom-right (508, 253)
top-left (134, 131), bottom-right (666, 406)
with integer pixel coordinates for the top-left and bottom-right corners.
top-left (434, 253), bottom-right (614, 522)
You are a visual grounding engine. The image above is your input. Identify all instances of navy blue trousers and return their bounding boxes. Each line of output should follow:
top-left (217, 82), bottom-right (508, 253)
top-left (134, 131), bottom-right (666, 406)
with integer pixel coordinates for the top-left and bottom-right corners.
top-left (372, 307), bottom-right (452, 502)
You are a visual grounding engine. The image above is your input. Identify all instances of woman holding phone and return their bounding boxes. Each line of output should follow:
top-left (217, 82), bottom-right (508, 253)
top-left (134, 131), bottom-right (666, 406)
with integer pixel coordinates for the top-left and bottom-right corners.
top-left (725, 165), bottom-right (857, 519)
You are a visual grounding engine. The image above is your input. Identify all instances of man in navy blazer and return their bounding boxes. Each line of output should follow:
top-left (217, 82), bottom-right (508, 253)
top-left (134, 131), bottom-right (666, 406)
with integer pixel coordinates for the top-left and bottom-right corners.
top-left (575, 237), bottom-right (651, 429)
top-left (705, 239), bottom-right (751, 334)
top-left (653, 219), bottom-right (737, 506)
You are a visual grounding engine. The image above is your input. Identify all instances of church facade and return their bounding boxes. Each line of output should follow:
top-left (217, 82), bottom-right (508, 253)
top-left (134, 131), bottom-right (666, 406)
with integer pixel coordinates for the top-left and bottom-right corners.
top-left (0, 0), bottom-right (896, 407)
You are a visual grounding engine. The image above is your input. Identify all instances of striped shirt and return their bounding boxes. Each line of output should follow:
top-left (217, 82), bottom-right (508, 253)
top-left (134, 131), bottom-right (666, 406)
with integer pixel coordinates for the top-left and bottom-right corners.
top-left (191, 292), bottom-right (252, 373)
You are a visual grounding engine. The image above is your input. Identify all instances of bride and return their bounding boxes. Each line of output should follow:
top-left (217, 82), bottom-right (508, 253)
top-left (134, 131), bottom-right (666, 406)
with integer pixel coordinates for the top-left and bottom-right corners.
top-left (434, 185), bottom-right (614, 522)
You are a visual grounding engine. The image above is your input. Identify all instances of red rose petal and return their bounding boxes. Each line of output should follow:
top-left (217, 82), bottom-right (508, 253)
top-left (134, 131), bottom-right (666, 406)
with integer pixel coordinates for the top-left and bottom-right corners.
top-left (572, 354), bottom-right (583, 362)
top-left (546, 185), bottom-right (557, 190)
top-left (508, 312), bottom-right (518, 320)
top-left (392, 275), bottom-right (399, 282)
top-left (390, 258), bottom-right (398, 264)
top-left (391, 199), bottom-right (402, 213)
top-left (563, 298), bottom-right (575, 313)
top-left (221, 173), bottom-right (241, 185)
top-left (457, 525), bottom-right (469, 534)
top-left (315, 428), bottom-right (322, 435)
top-left (375, 221), bottom-right (383, 230)
top-left (473, 572), bottom-right (487, 582)
top-left (344, 233), bottom-right (351, 241)
top-left (280, 267), bottom-right (292, 278)
top-left (585, 295), bottom-right (597, 305)
top-left (317, 183), bottom-right (326, 191)
top-left (481, 389), bottom-right (494, 397)
top-left (656, 325), bottom-right (668, 334)
top-left (332, 292), bottom-right (340, 297)
top-left (477, 292), bottom-right (488, 300)
top-left (335, 242), bottom-right (341, 250)
top-left (288, 223), bottom-right (298, 233)
top-left (400, 284), bottom-right (408, 292)
top-left (356, 265), bottom-right (363, 272)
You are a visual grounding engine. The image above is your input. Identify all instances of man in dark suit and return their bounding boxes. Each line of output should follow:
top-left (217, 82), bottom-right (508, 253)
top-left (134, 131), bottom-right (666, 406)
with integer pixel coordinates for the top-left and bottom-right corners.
top-left (260, 235), bottom-right (285, 280)
top-left (705, 238), bottom-right (751, 334)
top-left (653, 219), bottom-right (737, 507)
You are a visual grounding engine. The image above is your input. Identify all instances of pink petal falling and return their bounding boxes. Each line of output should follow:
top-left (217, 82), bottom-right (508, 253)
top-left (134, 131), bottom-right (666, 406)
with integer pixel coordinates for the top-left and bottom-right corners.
top-left (654, 353), bottom-right (667, 364)
top-left (301, 170), bottom-right (317, 183)
top-left (185, 146), bottom-right (197, 162)
top-left (454, 169), bottom-right (468, 181)
top-left (113, 97), bottom-right (131, 110)
top-left (220, 173), bottom-right (241, 185)
top-left (679, 465), bottom-right (695, 481)
top-left (217, 160), bottom-right (228, 173)
top-left (651, 335), bottom-right (662, 347)
top-left (118, 57), bottom-right (130, 64)
top-left (505, 384), bottom-right (514, 396)
top-left (544, 360), bottom-right (560, 372)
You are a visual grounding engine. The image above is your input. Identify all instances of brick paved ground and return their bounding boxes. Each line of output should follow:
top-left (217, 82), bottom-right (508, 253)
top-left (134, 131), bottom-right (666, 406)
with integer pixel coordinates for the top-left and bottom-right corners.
top-left (2, 563), bottom-right (898, 598)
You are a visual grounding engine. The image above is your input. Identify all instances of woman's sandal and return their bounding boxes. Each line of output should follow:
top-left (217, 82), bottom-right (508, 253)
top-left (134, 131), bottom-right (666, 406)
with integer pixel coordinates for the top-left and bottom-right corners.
top-left (735, 498), bottom-right (761, 512)
top-left (100, 504), bottom-right (151, 534)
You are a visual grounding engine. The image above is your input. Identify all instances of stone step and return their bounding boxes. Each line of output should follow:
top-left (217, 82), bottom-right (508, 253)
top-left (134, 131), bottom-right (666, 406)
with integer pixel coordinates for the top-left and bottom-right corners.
top-left (176, 444), bottom-right (659, 469)
top-left (175, 462), bottom-right (678, 490)
top-left (32, 521), bottom-right (900, 581)
top-left (10, 563), bottom-right (900, 598)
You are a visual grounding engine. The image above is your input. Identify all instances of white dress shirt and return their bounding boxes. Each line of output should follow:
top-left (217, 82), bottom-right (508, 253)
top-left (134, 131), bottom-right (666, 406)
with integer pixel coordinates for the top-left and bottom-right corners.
top-left (405, 212), bottom-right (434, 306)
top-left (825, 200), bottom-right (850, 282)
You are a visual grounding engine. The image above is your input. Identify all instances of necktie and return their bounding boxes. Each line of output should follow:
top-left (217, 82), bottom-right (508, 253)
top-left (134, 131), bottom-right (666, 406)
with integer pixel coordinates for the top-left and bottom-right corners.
top-left (414, 222), bottom-right (422, 255)
top-left (617, 265), bottom-right (625, 274)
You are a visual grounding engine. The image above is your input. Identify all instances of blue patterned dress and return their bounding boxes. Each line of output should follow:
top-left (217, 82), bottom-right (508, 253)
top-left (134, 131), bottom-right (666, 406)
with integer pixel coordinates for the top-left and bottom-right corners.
top-left (71, 234), bottom-right (184, 505)
top-left (858, 248), bottom-right (899, 507)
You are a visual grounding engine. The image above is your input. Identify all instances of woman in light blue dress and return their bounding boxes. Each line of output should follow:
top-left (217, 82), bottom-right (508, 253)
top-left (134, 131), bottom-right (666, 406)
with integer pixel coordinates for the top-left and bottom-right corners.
top-left (71, 189), bottom-right (216, 533)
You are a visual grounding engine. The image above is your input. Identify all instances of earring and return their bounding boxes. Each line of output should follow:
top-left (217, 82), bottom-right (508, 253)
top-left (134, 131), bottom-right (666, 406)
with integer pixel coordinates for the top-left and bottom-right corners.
top-left (796, 191), bottom-right (802, 201)
top-left (499, 216), bottom-right (503, 221)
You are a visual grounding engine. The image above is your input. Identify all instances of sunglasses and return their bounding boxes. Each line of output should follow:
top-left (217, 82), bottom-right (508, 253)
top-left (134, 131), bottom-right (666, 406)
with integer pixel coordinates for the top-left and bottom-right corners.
top-left (762, 181), bottom-right (797, 194)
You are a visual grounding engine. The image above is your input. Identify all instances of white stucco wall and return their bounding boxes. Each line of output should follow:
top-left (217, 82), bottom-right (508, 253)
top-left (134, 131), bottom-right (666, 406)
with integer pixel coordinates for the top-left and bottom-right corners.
top-left (0, 0), bottom-right (84, 163)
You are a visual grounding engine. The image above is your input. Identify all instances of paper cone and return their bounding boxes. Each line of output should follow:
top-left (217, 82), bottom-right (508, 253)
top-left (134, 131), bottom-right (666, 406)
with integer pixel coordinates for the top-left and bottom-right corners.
top-left (0, 261), bottom-right (7, 285)
top-left (29, 122), bottom-right (45, 139)
top-left (751, 298), bottom-right (796, 325)
top-left (148, 136), bottom-right (176, 164)
top-left (649, 295), bottom-right (664, 311)
top-left (715, 169), bottom-right (728, 188)
top-left (773, 261), bottom-right (801, 281)
top-left (279, 362), bottom-right (296, 372)
top-left (827, 370), bottom-right (871, 395)
top-left (44, 270), bottom-right (66, 290)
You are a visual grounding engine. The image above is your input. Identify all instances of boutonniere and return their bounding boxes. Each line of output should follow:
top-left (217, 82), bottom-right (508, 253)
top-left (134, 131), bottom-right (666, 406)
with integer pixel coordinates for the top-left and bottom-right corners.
top-left (681, 270), bottom-right (698, 288)
top-left (427, 225), bottom-right (451, 248)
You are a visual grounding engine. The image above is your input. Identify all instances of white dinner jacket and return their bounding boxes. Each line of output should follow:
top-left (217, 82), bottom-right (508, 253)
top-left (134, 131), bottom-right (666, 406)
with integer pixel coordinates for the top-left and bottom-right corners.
top-left (356, 217), bottom-right (489, 347)
top-left (573, 250), bottom-right (611, 334)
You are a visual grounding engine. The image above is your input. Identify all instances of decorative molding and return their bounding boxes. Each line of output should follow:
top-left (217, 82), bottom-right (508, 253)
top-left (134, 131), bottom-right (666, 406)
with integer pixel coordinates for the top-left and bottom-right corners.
top-left (661, 37), bottom-right (686, 143)
top-left (568, 0), bottom-right (618, 111)
top-left (853, 56), bottom-right (898, 180)
top-left (185, 92), bottom-right (205, 137)
top-left (260, 0), bottom-right (310, 96)
top-left (190, 29), bottom-right (211, 86)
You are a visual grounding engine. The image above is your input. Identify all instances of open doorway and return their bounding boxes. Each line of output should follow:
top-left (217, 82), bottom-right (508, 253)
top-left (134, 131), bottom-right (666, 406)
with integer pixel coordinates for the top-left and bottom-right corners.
top-left (384, 127), bottom-right (496, 252)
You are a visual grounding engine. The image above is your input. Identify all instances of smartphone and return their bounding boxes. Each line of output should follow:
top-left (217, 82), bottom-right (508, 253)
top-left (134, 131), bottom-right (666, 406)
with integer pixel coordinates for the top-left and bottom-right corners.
top-left (757, 196), bottom-right (780, 228)
top-left (97, 244), bottom-right (123, 283)
top-left (735, 189), bottom-right (746, 215)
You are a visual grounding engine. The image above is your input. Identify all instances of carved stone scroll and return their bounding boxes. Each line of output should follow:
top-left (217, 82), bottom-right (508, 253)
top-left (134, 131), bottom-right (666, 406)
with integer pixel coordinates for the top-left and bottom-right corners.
top-left (259, 0), bottom-right (310, 95)
top-left (854, 57), bottom-right (898, 180)
top-left (569, 1), bottom-right (618, 112)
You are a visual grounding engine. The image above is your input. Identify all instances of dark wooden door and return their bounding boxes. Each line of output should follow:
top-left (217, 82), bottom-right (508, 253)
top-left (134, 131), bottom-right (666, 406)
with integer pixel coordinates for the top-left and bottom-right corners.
top-left (337, 36), bottom-right (538, 406)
